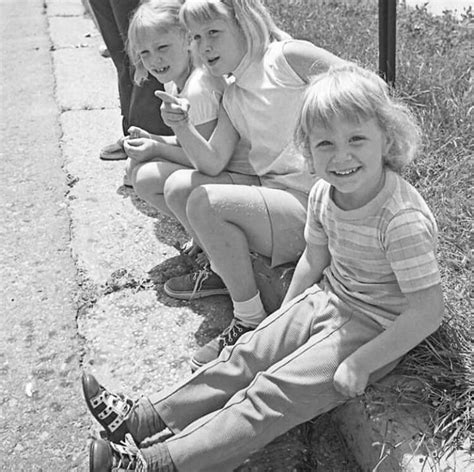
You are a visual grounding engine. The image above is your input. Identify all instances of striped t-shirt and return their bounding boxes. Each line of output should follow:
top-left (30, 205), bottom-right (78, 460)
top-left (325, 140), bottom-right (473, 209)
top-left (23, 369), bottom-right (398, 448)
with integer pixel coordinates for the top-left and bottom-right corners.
top-left (305, 170), bottom-right (441, 327)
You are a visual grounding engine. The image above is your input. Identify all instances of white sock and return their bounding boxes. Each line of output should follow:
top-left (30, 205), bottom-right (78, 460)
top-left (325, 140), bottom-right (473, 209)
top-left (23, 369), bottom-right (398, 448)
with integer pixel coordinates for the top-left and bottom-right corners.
top-left (233, 291), bottom-right (266, 327)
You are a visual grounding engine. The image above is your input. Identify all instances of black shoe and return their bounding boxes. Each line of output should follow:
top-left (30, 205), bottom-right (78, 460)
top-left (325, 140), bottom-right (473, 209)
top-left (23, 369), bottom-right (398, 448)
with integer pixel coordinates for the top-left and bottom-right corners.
top-left (82, 372), bottom-right (133, 443)
top-left (89, 434), bottom-right (147, 472)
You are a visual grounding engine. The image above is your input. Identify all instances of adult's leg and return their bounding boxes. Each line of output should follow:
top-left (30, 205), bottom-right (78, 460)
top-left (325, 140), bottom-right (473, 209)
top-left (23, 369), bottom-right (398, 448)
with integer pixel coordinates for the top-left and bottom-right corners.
top-left (89, 0), bottom-right (171, 136)
top-left (88, 0), bottom-right (137, 134)
top-left (129, 75), bottom-right (172, 136)
top-left (110, 0), bottom-right (170, 135)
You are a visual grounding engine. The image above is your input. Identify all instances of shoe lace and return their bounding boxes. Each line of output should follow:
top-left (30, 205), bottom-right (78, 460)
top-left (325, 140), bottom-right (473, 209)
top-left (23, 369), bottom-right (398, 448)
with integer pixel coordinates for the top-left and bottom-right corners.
top-left (190, 266), bottom-right (212, 298)
top-left (219, 319), bottom-right (250, 348)
top-left (111, 433), bottom-right (148, 472)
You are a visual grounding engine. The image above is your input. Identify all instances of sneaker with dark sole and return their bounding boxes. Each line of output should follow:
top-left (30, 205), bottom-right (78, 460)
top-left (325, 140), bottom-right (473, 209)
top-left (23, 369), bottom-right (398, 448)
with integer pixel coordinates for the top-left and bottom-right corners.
top-left (164, 267), bottom-right (229, 300)
top-left (82, 372), bottom-right (133, 443)
top-left (191, 318), bottom-right (255, 371)
top-left (90, 434), bottom-right (147, 472)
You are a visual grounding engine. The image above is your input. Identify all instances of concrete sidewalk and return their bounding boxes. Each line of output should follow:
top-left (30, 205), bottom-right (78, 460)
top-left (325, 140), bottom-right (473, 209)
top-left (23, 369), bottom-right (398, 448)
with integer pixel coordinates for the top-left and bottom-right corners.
top-left (48, 0), bottom-right (234, 407)
top-left (46, 1), bottom-right (470, 471)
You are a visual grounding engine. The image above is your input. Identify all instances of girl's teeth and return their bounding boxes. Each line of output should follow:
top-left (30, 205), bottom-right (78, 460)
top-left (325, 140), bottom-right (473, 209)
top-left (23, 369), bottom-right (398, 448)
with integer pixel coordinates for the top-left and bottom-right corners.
top-left (335, 168), bottom-right (357, 175)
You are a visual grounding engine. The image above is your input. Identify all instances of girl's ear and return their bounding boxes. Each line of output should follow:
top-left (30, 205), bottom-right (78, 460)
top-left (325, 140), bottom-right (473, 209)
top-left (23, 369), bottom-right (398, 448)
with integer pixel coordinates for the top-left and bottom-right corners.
top-left (382, 133), bottom-right (393, 156)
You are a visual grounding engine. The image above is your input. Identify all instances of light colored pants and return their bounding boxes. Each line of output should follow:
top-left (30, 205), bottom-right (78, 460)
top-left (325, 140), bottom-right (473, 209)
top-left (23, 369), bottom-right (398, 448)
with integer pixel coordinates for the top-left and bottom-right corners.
top-left (132, 283), bottom-right (395, 472)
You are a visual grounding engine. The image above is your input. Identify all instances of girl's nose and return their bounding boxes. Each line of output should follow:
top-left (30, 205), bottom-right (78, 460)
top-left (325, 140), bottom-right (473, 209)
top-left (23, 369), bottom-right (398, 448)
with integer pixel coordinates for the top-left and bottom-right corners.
top-left (201, 38), bottom-right (212, 53)
top-left (334, 146), bottom-right (353, 162)
top-left (151, 57), bottom-right (163, 68)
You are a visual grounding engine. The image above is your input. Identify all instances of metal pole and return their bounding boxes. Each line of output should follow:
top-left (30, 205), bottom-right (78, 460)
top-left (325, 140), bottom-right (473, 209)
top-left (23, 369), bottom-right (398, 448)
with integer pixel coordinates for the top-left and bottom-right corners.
top-left (379, 0), bottom-right (396, 86)
top-left (386, 0), bottom-right (396, 85)
top-left (379, 0), bottom-right (388, 80)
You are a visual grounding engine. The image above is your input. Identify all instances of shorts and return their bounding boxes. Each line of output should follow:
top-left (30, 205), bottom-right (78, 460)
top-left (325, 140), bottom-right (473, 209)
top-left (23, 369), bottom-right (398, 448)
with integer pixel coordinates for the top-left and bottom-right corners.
top-left (225, 172), bottom-right (261, 186)
top-left (254, 186), bottom-right (308, 268)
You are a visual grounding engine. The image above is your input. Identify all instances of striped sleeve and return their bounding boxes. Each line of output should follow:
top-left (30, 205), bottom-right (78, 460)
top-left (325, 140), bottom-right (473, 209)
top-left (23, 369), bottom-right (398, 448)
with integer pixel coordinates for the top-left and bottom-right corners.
top-left (304, 181), bottom-right (329, 246)
top-left (384, 209), bottom-right (440, 293)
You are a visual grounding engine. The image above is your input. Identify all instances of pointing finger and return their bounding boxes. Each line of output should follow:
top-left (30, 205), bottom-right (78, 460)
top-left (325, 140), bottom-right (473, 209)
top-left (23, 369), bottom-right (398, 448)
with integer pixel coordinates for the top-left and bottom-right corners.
top-left (154, 91), bottom-right (180, 104)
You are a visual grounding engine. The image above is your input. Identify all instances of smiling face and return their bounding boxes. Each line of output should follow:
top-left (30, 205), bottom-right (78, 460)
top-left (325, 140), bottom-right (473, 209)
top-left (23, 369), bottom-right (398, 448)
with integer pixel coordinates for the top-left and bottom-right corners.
top-left (187, 17), bottom-right (247, 76)
top-left (309, 117), bottom-right (391, 210)
top-left (137, 26), bottom-right (190, 89)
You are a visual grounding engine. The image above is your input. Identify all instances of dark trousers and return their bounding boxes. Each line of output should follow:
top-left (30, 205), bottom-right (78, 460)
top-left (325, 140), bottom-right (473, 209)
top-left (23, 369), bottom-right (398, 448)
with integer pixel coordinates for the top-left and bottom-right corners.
top-left (88, 0), bottom-right (172, 136)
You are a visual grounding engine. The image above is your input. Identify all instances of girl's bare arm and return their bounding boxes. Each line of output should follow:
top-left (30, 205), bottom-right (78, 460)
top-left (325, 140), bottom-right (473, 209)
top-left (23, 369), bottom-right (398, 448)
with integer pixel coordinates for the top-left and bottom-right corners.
top-left (282, 242), bottom-right (331, 306)
top-left (334, 284), bottom-right (444, 397)
top-left (124, 120), bottom-right (217, 166)
top-left (283, 40), bottom-right (348, 83)
top-left (157, 92), bottom-right (240, 176)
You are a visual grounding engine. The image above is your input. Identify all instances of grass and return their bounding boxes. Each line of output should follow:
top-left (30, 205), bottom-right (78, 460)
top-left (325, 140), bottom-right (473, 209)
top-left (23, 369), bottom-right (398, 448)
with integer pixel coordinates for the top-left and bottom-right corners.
top-left (266, 0), bottom-right (473, 462)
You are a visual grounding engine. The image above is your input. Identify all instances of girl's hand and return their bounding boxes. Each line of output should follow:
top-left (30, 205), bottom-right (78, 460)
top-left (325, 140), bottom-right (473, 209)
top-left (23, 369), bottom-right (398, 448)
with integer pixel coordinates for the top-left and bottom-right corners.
top-left (333, 360), bottom-right (369, 398)
top-left (123, 138), bottom-right (158, 163)
top-left (155, 91), bottom-right (190, 128)
top-left (127, 126), bottom-right (151, 140)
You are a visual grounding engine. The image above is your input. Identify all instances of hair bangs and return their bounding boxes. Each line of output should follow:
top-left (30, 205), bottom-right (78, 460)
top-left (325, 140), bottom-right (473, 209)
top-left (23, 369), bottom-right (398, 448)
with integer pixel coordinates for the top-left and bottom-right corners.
top-left (314, 78), bottom-right (380, 131)
top-left (129, 4), bottom-right (184, 51)
top-left (180, 0), bottom-right (232, 28)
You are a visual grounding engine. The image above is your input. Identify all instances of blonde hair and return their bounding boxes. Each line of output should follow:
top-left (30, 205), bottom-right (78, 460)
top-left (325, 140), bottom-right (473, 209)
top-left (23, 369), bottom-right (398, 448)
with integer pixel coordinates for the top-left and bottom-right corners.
top-left (294, 64), bottom-right (422, 172)
top-left (180, 0), bottom-right (291, 65)
top-left (128, 0), bottom-right (187, 85)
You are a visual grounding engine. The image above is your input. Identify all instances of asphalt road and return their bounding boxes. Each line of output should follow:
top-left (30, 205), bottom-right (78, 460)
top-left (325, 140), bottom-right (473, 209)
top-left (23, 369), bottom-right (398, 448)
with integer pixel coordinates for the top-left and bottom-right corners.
top-left (0, 0), bottom-right (88, 470)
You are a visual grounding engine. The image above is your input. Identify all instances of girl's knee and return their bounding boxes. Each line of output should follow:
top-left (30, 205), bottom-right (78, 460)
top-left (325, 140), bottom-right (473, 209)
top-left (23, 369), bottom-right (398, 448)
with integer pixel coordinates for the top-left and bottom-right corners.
top-left (186, 186), bottom-right (217, 228)
top-left (133, 164), bottom-right (165, 199)
top-left (164, 169), bottom-right (197, 210)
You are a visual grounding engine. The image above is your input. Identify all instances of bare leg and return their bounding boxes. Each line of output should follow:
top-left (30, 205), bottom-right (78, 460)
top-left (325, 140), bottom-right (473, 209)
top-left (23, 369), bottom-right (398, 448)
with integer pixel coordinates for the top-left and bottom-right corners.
top-left (132, 160), bottom-right (188, 218)
top-left (164, 169), bottom-right (237, 249)
top-left (164, 183), bottom-right (306, 368)
top-left (186, 185), bottom-right (273, 302)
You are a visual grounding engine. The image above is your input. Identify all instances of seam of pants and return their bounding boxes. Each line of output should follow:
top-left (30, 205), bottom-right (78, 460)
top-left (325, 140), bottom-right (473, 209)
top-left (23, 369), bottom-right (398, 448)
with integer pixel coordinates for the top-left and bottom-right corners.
top-left (165, 309), bottom-right (353, 443)
top-left (153, 285), bottom-right (325, 406)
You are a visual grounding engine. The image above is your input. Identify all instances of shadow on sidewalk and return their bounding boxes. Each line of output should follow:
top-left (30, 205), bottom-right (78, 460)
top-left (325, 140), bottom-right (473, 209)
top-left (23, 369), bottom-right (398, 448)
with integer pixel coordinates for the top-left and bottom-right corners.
top-left (148, 254), bottom-right (234, 347)
top-left (116, 183), bottom-right (190, 248)
top-left (114, 184), bottom-right (234, 345)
